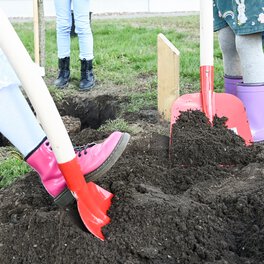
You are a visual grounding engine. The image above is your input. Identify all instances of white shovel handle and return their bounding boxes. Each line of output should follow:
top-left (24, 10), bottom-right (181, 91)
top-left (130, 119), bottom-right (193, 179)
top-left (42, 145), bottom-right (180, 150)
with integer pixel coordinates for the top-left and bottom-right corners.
top-left (200, 0), bottom-right (214, 67)
top-left (0, 8), bottom-right (75, 164)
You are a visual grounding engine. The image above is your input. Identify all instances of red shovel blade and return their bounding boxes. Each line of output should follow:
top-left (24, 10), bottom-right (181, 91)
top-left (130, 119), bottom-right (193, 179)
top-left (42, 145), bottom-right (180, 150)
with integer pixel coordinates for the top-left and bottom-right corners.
top-left (89, 182), bottom-right (114, 214)
top-left (59, 157), bottom-right (114, 241)
top-left (170, 92), bottom-right (253, 145)
top-left (77, 182), bottom-right (113, 240)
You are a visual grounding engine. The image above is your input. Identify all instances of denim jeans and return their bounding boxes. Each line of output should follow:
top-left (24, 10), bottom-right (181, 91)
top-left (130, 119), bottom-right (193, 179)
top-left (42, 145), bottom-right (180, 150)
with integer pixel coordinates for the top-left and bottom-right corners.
top-left (54, 0), bottom-right (93, 60)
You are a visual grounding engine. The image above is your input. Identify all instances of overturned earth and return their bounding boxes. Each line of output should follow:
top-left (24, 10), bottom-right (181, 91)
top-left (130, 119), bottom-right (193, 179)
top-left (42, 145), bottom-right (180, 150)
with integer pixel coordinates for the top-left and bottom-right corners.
top-left (1, 91), bottom-right (264, 264)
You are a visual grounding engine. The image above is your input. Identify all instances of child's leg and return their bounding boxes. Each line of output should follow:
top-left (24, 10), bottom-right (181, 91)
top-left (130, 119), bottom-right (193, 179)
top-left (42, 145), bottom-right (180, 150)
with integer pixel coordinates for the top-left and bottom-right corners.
top-left (0, 84), bottom-right (68, 197)
top-left (218, 26), bottom-right (242, 95)
top-left (0, 84), bottom-right (130, 203)
top-left (218, 26), bottom-right (242, 77)
top-left (235, 33), bottom-right (264, 142)
top-left (0, 84), bottom-right (45, 157)
top-left (235, 33), bottom-right (264, 83)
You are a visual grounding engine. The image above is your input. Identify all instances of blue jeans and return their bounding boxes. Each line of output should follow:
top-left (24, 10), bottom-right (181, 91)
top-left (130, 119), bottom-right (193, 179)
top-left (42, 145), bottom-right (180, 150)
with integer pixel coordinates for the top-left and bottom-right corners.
top-left (54, 0), bottom-right (93, 60)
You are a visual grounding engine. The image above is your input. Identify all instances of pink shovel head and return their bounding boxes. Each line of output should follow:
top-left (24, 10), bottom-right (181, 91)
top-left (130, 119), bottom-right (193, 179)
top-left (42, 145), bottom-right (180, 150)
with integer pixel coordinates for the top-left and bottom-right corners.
top-left (170, 92), bottom-right (253, 145)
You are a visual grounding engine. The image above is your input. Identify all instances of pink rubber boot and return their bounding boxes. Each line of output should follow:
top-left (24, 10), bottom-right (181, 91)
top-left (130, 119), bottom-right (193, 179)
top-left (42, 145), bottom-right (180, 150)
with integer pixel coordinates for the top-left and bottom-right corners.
top-left (26, 131), bottom-right (130, 206)
top-left (237, 83), bottom-right (264, 142)
top-left (224, 75), bottom-right (243, 96)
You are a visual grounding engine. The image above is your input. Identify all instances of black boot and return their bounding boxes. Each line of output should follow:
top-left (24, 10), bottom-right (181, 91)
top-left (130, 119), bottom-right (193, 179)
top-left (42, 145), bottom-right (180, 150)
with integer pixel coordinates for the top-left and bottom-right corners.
top-left (54, 57), bottom-right (70, 88)
top-left (79, 59), bottom-right (95, 91)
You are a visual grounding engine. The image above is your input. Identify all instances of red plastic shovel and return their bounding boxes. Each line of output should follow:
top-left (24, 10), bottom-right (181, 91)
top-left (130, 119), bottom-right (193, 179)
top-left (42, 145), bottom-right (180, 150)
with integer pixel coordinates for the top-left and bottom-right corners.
top-left (170, 0), bottom-right (252, 145)
top-left (59, 158), bottom-right (113, 240)
top-left (0, 8), bottom-right (112, 240)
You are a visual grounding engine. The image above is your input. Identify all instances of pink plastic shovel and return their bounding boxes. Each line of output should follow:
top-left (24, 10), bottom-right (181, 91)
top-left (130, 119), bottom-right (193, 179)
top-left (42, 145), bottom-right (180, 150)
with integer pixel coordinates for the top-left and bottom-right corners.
top-left (170, 0), bottom-right (252, 145)
top-left (0, 8), bottom-right (112, 240)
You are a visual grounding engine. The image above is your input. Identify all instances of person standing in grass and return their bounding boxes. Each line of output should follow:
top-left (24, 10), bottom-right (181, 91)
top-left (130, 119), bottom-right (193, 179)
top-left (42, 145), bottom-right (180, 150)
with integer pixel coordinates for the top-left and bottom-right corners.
top-left (53, 0), bottom-right (95, 91)
top-left (213, 0), bottom-right (264, 142)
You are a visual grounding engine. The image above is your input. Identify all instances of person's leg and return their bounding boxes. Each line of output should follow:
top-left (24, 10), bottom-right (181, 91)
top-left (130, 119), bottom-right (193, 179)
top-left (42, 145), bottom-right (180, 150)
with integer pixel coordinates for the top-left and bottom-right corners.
top-left (73, 0), bottom-right (95, 90)
top-left (218, 26), bottom-right (242, 95)
top-left (73, 0), bottom-right (93, 60)
top-left (54, 0), bottom-right (72, 59)
top-left (235, 33), bottom-right (264, 142)
top-left (236, 33), bottom-right (264, 83)
top-left (0, 84), bottom-right (67, 197)
top-left (53, 0), bottom-right (72, 88)
top-left (0, 84), bottom-right (130, 205)
top-left (0, 84), bottom-right (45, 156)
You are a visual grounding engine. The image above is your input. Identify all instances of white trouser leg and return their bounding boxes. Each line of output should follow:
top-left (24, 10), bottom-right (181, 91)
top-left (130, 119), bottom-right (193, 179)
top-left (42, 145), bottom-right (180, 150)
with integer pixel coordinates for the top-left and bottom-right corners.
top-left (0, 84), bottom-right (45, 156)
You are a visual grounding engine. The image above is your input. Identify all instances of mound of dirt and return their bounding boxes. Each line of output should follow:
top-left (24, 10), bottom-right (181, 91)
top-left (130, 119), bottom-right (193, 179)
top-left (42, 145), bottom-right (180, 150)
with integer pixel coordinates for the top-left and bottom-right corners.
top-left (1, 105), bottom-right (264, 264)
top-left (170, 110), bottom-right (257, 166)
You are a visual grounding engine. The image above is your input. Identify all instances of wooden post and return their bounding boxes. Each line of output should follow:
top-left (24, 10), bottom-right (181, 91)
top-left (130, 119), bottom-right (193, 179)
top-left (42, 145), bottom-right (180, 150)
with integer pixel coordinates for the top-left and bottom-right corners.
top-left (33, 0), bottom-right (40, 65)
top-left (33, 0), bottom-right (45, 76)
top-left (157, 33), bottom-right (180, 121)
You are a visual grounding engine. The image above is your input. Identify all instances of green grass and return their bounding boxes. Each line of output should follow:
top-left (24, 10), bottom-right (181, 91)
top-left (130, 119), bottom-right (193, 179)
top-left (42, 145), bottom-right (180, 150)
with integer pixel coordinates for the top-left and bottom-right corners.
top-left (126, 89), bottom-right (157, 112)
top-left (0, 156), bottom-right (31, 188)
top-left (98, 118), bottom-right (134, 134)
top-left (1, 15), bottom-right (225, 188)
top-left (15, 15), bottom-right (224, 93)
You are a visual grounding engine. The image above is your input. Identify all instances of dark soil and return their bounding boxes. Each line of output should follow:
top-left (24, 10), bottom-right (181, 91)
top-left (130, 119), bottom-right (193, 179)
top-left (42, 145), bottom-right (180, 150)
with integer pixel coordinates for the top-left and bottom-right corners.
top-left (1, 93), bottom-right (264, 264)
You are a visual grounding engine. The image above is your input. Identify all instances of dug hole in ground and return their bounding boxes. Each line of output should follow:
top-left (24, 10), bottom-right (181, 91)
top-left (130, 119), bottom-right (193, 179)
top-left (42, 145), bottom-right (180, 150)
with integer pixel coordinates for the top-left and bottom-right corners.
top-left (1, 91), bottom-right (264, 264)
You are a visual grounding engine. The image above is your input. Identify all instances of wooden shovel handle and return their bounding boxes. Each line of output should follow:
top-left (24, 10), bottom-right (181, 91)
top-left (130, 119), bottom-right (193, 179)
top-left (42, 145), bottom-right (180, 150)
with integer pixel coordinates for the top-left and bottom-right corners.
top-left (200, 0), bottom-right (214, 122)
top-left (33, 0), bottom-right (40, 65)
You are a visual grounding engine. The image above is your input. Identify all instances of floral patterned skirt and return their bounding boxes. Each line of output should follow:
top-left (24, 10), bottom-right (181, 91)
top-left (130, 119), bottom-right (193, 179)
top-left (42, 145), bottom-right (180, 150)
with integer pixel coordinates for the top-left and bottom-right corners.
top-left (213, 0), bottom-right (264, 35)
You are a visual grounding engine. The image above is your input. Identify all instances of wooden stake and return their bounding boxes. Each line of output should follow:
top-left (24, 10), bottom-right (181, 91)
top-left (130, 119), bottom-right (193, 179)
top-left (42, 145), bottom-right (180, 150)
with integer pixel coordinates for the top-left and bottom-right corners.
top-left (33, 0), bottom-right (40, 65)
top-left (157, 33), bottom-right (180, 121)
top-left (33, 0), bottom-right (45, 76)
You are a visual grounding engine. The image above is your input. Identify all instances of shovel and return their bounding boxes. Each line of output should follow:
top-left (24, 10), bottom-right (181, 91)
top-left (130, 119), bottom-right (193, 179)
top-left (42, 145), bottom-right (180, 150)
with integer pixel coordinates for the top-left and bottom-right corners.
top-left (170, 0), bottom-right (252, 145)
top-left (0, 8), bottom-right (112, 240)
